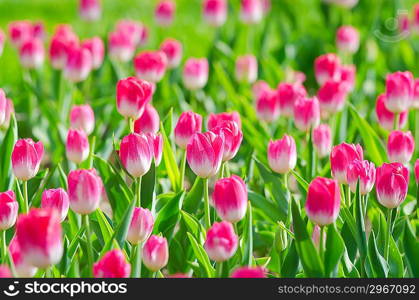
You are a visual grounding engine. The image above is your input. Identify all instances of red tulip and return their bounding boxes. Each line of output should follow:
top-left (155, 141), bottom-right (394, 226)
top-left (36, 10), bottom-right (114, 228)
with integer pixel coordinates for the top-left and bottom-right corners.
top-left (174, 111), bottom-right (203, 149)
top-left (211, 120), bottom-right (243, 161)
top-left (68, 169), bottom-right (103, 214)
top-left (376, 163), bottom-right (409, 208)
top-left (256, 88), bottom-right (280, 122)
top-left (204, 221), bottom-right (238, 262)
top-left (116, 77), bottom-right (153, 119)
top-left (252, 80), bottom-right (271, 100)
top-left (134, 50), bottom-right (167, 83)
top-left (127, 207), bottom-right (154, 245)
top-left (387, 130), bottom-right (415, 164)
top-left (293, 96), bottom-right (320, 132)
top-left (235, 54), bottom-right (258, 84)
top-left (19, 38), bottom-right (44, 69)
top-left (267, 135), bottom-right (297, 174)
top-left (70, 104), bottom-right (95, 135)
top-left (330, 143), bottom-right (363, 184)
top-left (346, 159), bottom-right (376, 195)
top-left (155, 0), bottom-right (175, 27)
top-left (93, 249), bottom-right (131, 278)
top-left (119, 133), bottom-right (153, 177)
top-left (183, 58), bottom-right (209, 90)
top-left (64, 46), bottom-right (92, 83)
top-left (41, 188), bottom-right (70, 222)
top-left (81, 37), bottom-right (104, 70)
top-left (79, 0), bottom-right (101, 22)
top-left (115, 19), bottom-right (144, 47)
top-left (312, 124), bottom-right (332, 158)
top-left (0, 191), bottom-right (18, 230)
top-left (375, 94), bottom-right (408, 131)
top-left (160, 38), bottom-right (182, 69)
top-left (207, 111), bottom-right (241, 130)
top-left (240, 0), bottom-right (263, 24)
top-left (134, 104), bottom-right (160, 134)
top-left (142, 235), bottom-right (169, 271)
top-left (231, 266), bottom-right (266, 278)
top-left (336, 25), bottom-right (360, 54)
top-left (12, 138), bottom-right (44, 181)
top-left (314, 53), bottom-right (341, 86)
top-left (203, 0), bottom-right (227, 27)
top-left (385, 71), bottom-right (414, 113)
top-left (277, 82), bottom-right (307, 117)
top-left (66, 129), bottom-right (90, 164)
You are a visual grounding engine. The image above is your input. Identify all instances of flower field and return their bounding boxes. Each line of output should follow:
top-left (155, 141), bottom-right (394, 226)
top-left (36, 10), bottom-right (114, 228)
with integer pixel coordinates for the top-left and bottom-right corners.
top-left (0, 0), bottom-right (418, 279)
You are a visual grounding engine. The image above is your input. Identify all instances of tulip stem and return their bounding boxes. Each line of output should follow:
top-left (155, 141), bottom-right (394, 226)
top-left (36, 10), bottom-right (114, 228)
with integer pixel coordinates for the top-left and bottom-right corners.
top-left (203, 178), bottom-right (211, 229)
top-left (136, 177), bottom-right (142, 207)
top-left (83, 214), bottom-right (94, 277)
top-left (179, 150), bottom-right (187, 191)
top-left (319, 226), bottom-right (325, 262)
top-left (22, 180), bottom-right (29, 213)
top-left (346, 185), bottom-right (351, 207)
top-left (87, 136), bottom-right (96, 169)
top-left (216, 262), bottom-right (223, 278)
top-left (384, 208), bottom-right (392, 261)
top-left (393, 113), bottom-right (399, 131)
top-left (129, 118), bottom-right (135, 133)
top-left (283, 173), bottom-right (288, 190)
top-left (1, 230), bottom-right (6, 263)
top-left (131, 243), bottom-right (142, 278)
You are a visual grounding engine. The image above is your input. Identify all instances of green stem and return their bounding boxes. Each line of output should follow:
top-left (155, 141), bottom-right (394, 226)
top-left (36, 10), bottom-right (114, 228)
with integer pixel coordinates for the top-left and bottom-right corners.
top-left (129, 118), bottom-right (135, 133)
top-left (246, 201), bottom-right (253, 267)
top-left (219, 162), bottom-right (226, 179)
top-left (216, 262), bottom-right (223, 278)
top-left (1, 230), bottom-right (6, 263)
top-left (203, 178), bottom-right (211, 229)
top-left (319, 226), bottom-right (325, 262)
top-left (346, 184), bottom-right (351, 207)
top-left (416, 184), bottom-right (418, 220)
top-left (179, 150), bottom-right (187, 191)
top-left (384, 208), bottom-right (392, 261)
top-left (83, 214), bottom-right (94, 277)
top-left (87, 136), bottom-right (96, 169)
top-left (130, 243), bottom-right (142, 278)
top-left (136, 177), bottom-right (142, 207)
top-left (283, 173), bottom-right (288, 190)
top-left (23, 180), bottom-right (29, 213)
top-left (394, 113), bottom-right (399, 131)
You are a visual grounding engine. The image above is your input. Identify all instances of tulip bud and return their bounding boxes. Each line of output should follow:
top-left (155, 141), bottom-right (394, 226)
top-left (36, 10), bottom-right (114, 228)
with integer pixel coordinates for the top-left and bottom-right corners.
top-left (211, 120), bottom-right (243, 161)
top-left (231, 266), bottom-right (266, 278)
top-left (314, 53), bottom-right (341, 86)
top-left (212, 175), bottom-right (247, 223)
top-left (93, 249), bottom-right (131, 278)
top-left (240, 0), bottom-right (263, 24)
top-left (387, 130), bottom-right (415, 165)
top-left (79, 0), bottom-right (101, 22)
top-left (306, 177), bottom-right (340, 226)
top-left (41, 188), bottom-right (70, 222)
top-left (174, 111), bottom-right (203, 149)
top-left (160, 38), bottom-right (182, 69)
top-left (155, 1), bottom-right (175, 27)
top-left (317, 80), bottom-right (348, 114)
top-left (64, 46), bottom-right (92, 83)
top-left (336, 25), bottom-right (360, 54)
top-left (255, 89), bottom-right (279, 123)
top-left (70, 104), bottom-right (95, 135)
top-left (49, 32), bottom-right (79, 70)
top-left (68, 169), bottom-right (103, 214)
top-left (108, 30), bottom-right (135, 63)
top-left (0, 29), bottom-right (5, 57)
top-left (81, 37), bottom-right (104, 70)
top-left (16, 208), bottom-right (63, 268)
top-left (115, 20), bottom-right (144, 46)
top-left (203, 0), bottom-right (227, 27)
top-left (19, 38), bottom-right (44, 69)
top-left (8, 21), bottom-right (33, 48)
top-left (9, 237), bottom-right (37, 277)
top-left (293, 96), bottom-right (320, 132)
top-left (330, 143), bottom-right (363, 184)
top-left (235, 55), bottom-right (258, 84)
top-left (127, 207), bottom-right (154, 245)
top-left (277, 82), bottom-right (307, 117)
top-left (312, 124), bottom-right (332, 158)
top-left (375, 94), bottom-right (408, 131)
top-left (134, 50), bottom-right (167, 83)
top-left (134, 104), bottom-right (160, 134)
top-left (346, 159), bottom-right (376, 195)
top-left (119, 133), bottom-right (153, 177)
top-left (0, 265), bottom-right (11, 278)
top-left (267, 135), bottom-right (297, 174)
top-left (398, 13), bottom-right (410, 34)
top-left (204, 221), bottom-right (238, 262)
top-left (66, 129), bottom-right (90, 164)
top-left (385, 71), bottom-right (414, 113)
top-left (0, 89), bottom-right (6, 126)
top-left (142, 235), bottom-right (169, 271)
top-left (186, 131), bottom-right (224, 178)
top-left (12, 138), bottom-right (44, 181)
top-left (207, 111), bottom-right (241, 130)
top-left (0, 191), bottom-right (18, 230)
top-left (182, 58), bottom-right (209, 90)
top-left (414, 4), bottom-right (419, 32)
top-left (252, 80), bottom-right (271, 100)
top-left (340, 64), bottom-right (356, 91)
top-left (414, 159), bottom-right (419, 184)
top-left (376, 163), bottom-right (409, 208)
top-left (116, 77), bottom-right (153, 119)
top-left (145, 133), bottom-right (163, 166)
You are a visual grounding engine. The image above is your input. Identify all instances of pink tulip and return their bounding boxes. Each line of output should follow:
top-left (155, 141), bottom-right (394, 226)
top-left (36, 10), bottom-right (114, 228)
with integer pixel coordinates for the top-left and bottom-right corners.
top-left (336, 25), bottom-right (360, 54)
top-left (81, 37), bottom-right (104, 70)
top-left (340, 64), bottom-right (356, 91)
top-left (174, 111), bottom-right (203, 149)
top-left (186, 131), bottom-right (224, 178)
top-left (108, 30), bottom-right (135, 62)
top-left (240, 0), bottom-right (263, 24)
top-left (277, 82), bottom-right (307, 117)
top-left (183, 58), bottom-right (209, 90)
top-left (16, 208), bottom-right (63, 268)
top-left (317, 80), bottom-right (348, 113)
top-left (312, 124), bottom-right (332, 158)
top-left (155, 1), bottom-right (175, 27)
top-left (235, 54), bottom-right (258, 84)
top-left (385, 71), bottom-right (414, 113)
top-left (293, 96), bottom-right (320, 132)
top-left (142, 235), bottom-right (169, 271)
top-left (64, 46), bottom-right (92, 83)
top-left (8, 21), bottom-right (33, 48)
top-left (0, 191), bottom-right (18, 230)
top-left (306, 177), bottom-right (340, 226)
top-left (160, 38), bottom-right (182, 69)
top-left (387, 130), bottom-right (415, 165)
top-left (204, 221), bottom-right (238, 262)
top-left (9, 237), bottom-right (37, 277)
top-left (414, 4), bottom-right (419, 32)
top-left (127, 207), bottom-right (154, 245)
top-left (414, 159), bottom-right (419, 184)
top-left (231, 266), bottom-right (266, 278)
top-left (346, 159), bottom-right (376, 195)
top-left (49, 27), bottom-right (79, 70)
top-left (211, 120), bottom-right (243, 161)
top-left (119, 133), bottom-right (153, 177)
top-left (314, 53), bottom-right (341, 86)
top-left (330, 143), bottom-right (363, 184)
top-left (0, 29), bottom-right (5, 57)
top-left (68, 169), bottom-right (103, 214)
top-left (134, 50), bottom-right (167, 83)
top-left (0, 265), bottom-right (11, 278)
top-left (207, 111), bottom-right (241, 130)
top-left (1, 98), bottom-right (14, 129)
top-left (267, 135), bottom-right (297, 174)
top-left (213, 175), bottom-right (247, 223)
top-left (41, 188), bottom-right (70, 222)
top-left (116, 77), bottom-right (153, 119)
top-left (0, 89), bottom-right (6, 126)
top-left (12, 138), bottom-right (44, 181)
top-left (203, 0), bottom-right (227, 27)
top-left (93, 249), bottom-right (131, 278)
top-left (376, 163), bottom-right (409, 208)
top-left (261, 0), bottom-right (271, 15)
top-left (375, 94), bottom-right (408, 131)
top-left (19, 38), bottom-right (44, 69)
top-left (145, 133), bottom-right (163, 166)
top-left (134, 104), bottom-right (160, 134)
top-left (66, 129), bottom-right (90, 164)
top-left (79, 0), bottom-right (101, 22)
top-left (70, 104), bottom-right (95, 135)
top-left (398, 13), bottom-right (410, 34)
top-left (32, 22), bottom-right (45, 40)
top-left (115, 19), bottom-right (144, 47)
top-left (413, 79), bottom-right (419, 109)
top-left (252, 80), bottom-right (271, 100)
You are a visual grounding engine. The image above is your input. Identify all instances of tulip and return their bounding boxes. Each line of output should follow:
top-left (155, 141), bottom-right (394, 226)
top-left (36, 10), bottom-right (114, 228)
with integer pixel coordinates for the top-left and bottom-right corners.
top-left (340, 64), bottom-right (356, 91)
top-left (306, 177), bottom-right (340, 226)
top-left (330, 143), bottom-right (363, 184)
top-left (387, 130), bottom-right (415, 165)
top-left (212, 175), bottom-right (247, 223)
top-left (145, 133), bottom-right (163, 166)
top-left (0, 89), bottom-right (6, 126)
top-left (317, 80), bottom-right (349, 114)
top-left (64, 46), bottom-right (92, 83)
top-left (79, 0), bottom-right (101, 22)
top-left (134, 104), bottom-right (160, 134)
top-left (9, 237), bottom-right (38, 277)
top-left (160, 38), bottom-right (182, 69)
top-left (414, 4), bottom-right (419, 32)
top-left (115, 19), bottom-right (144, 47)
top-left (19, 38), bottom-right (44, 69)
top-left (49, 27), bottom-right (79, 70)
top-left (8, 21), bottom-right (33, 48)
top-left (93, 249), bottom-right (131, 278)
top-left (127, 207), bottom-right (154, 245)
top-left (413, 79), bottom-right (419, 109)
top-left (336, 25), bottom-right (360, 54)
top-left (203, 0), bottom-right (227, 27)
top-left (204, 221), bottom-right (238, 262)
top-left (155, 1), bottom-right (175, 27)
top-left (207, 111), bottom-right (241, 130)
top-left (240, 0), bottom-right (263, 24)
top-left (66, 129), bottom-right (90, 164)
top-left (32, 22), bottom-right (45, 40)
top-left (252, 80), bottom-right (271, 100)
top-left (235, 54), bottom-right (258, 84)
top-left (0, 265), bottom-right (11, 278)
top-left (376, 163), bottom-right (409, 208)
top-left (70, 104), bottom-right (95, 135)
top-left (119, 133), bottom-right (153, 178)
top-left (81, 37), bottom-right (104, 70)
top-left (116, 77), bottom-right (153, 119)
top-left (16, 208), bottom-right (63, 268)
top-left (314, 53), bottom-right (341, 86)
top-left (211, 120), bottom-right (243, 161)
top-left (267, 135), bottom-right (297, 174)
top-left (0, 29), bottom-right (4, 57)
top-left (142, 235), bottom-right (169, 272)
top-left (0, 191), bottom-right (18, 230)
top-left (286, 69), bottom-right (306, 85)
top-left (398, 13), bottom-right (410, 34)
top-left (375, 94), bottom-right (407, 131)
top-left (174, 111), bottom-right (203, 149)
top-left (12, 138), bottom-right (44, 181)
top-left (231, 267), bottom-right (266, 278)
top-left (68, 169), bottom-right (103, 214)
top-left (385, 71), bottom-right (414, 113)
top-left (414, 159), bottom-right (419, 184)
top-left (134, 50), bottom-right (167, 83)
top-left (41, 188), bottom-right (70, 222)
top-left (312, 124), bottom-right (332, 158)
top-left (346, 159), bottom-right (376, 195)
top-left (182, 58), bottom-right (209, 90)
top-left (108, 30), bottom-right (136, 63)
top-left (1, 98), bottom-right (14, 129)
top-left (293, 96), bottom-right (320, 132)
top-left (277, 82), bottom-right (307, 117)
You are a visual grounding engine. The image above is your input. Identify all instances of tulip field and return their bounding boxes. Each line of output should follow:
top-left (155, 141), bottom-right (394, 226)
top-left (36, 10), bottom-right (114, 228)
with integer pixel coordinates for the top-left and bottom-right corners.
top-left (0, 0), bottom-right (419, 280)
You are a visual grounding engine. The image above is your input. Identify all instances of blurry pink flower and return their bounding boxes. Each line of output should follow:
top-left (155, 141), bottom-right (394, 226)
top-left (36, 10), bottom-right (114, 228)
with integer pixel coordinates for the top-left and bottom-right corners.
top-left (142, 235), bottom-right (169, 271)
top-left (19, 38), bottom-right (44, 69)
top-left (0, 191), bottom-right (18, 231)
top-left (155, 1), bottom-right (175, 27)
top-left (256, 89), bottom-right (280, 122)
top-left (387, 130), bottom-right (415, 165)
top-left (293, 96), bottom-right (320, 132)
top-left (134, 51), bottom-right (167, 83)
top-left (174, 111), bottom-right (203, 149)
top-left (207, 112), bottom-right (241, 130)
top-left (68, 169), bottom-right (103, 214)
top-left (66, 129), bottom-right (90, 164)
top-left (317, 79), bottom-right (349, 113)
top-left (9, 237), bottom-right (38, 277)
top-left (277, 82), bottom-right (307, 117)
top-left (313, 124), bottom-right (332, 158)
top-left (160, 38), bottom-right (182, 69)
top-left (81, 37), bottom-right (104, 70)
top-left (211, 120), bottom-right (243, 161)
top-left (70, 104), bottom-right (95, 135)
top-left (116, 77), bottom-right (153, 119)
top-left (127, 207), bottom-right (154, 245)
top-left (93, 249), bottom-right (131, 278)
top-left (108, 30), bottom-right (135, 62)
top-left (314, 53), bottom-right (341, 86)
top-left (240, 0), bottom-right (263, 24)
top-left (375, 94), bottom-right (407, 131)
top-left (235, 54), bottom-right (258, 84)
top-left (183, 58), bottom-right (209, 90)
top-left (385, 71), bottom-right (414, 113)
top-left (346, 159), bottom-right (376, 195)
top-left (145, 133), bottom-right (163, 166)
top-left (203, 0), bottom-right (227, 27)
top-left (231, 266), bottom-right (266, 278)
top-left (41, 188), bottom-right (69, 222)
top-left (336, 25), bottom-right (360, 54)
top-left (64, 46), bottom-right (92, 83)
top-left (79, 0), bottom-right (101, 21)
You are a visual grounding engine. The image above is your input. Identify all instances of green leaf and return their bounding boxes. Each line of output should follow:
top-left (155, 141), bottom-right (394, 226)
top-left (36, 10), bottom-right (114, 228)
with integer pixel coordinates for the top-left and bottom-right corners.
top-left (160, 124), bottom-right (180, 191)
top-left (367, 231), bottom-right (389, 278)
top-left (324, 223), bottom-right (345, 277)
top-left (182, 176), bottom-right (203, 214)
top-left (181, 210), bottom-right (205, 242)
top-left (141, 163), bottom-right (156, 209)
top-left (241, 201), bottom-right (253, 266)
top-left (0, 114), bottom-right (17, 190)
top-left (153, 191), bottom-right (185, 241)
top-left (280, 241), bottom-right (300, 278)
top-left (403, 220), bottom-right (419, 277)
top-left (187, 232), bottom-right (214, 278)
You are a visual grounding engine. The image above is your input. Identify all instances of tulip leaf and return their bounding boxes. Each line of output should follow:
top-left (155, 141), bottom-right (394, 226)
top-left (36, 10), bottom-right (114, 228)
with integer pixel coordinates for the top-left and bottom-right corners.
top-left (367, 231), bottom-right (389, 278)
top-left (0, 114), bottom-right (17, 191)
top-left (160, 123), bottom-right (180, 191)
top-left (187, 232), bottom-right (214, 278)
top-left (183, 176), bottom-right (203, 214)
top-left (140, 162), bottom-right (156, 209)
top-left (280, 241), bottom-right (300, 278)
top-left (403, 220), bottom-right (419, 277)
top-left (324, 223), bottom-right (345, 277)
top-left (153, 191), bottom-right (185, 241)
top-left (181, 210), bottom-right (205, 243)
